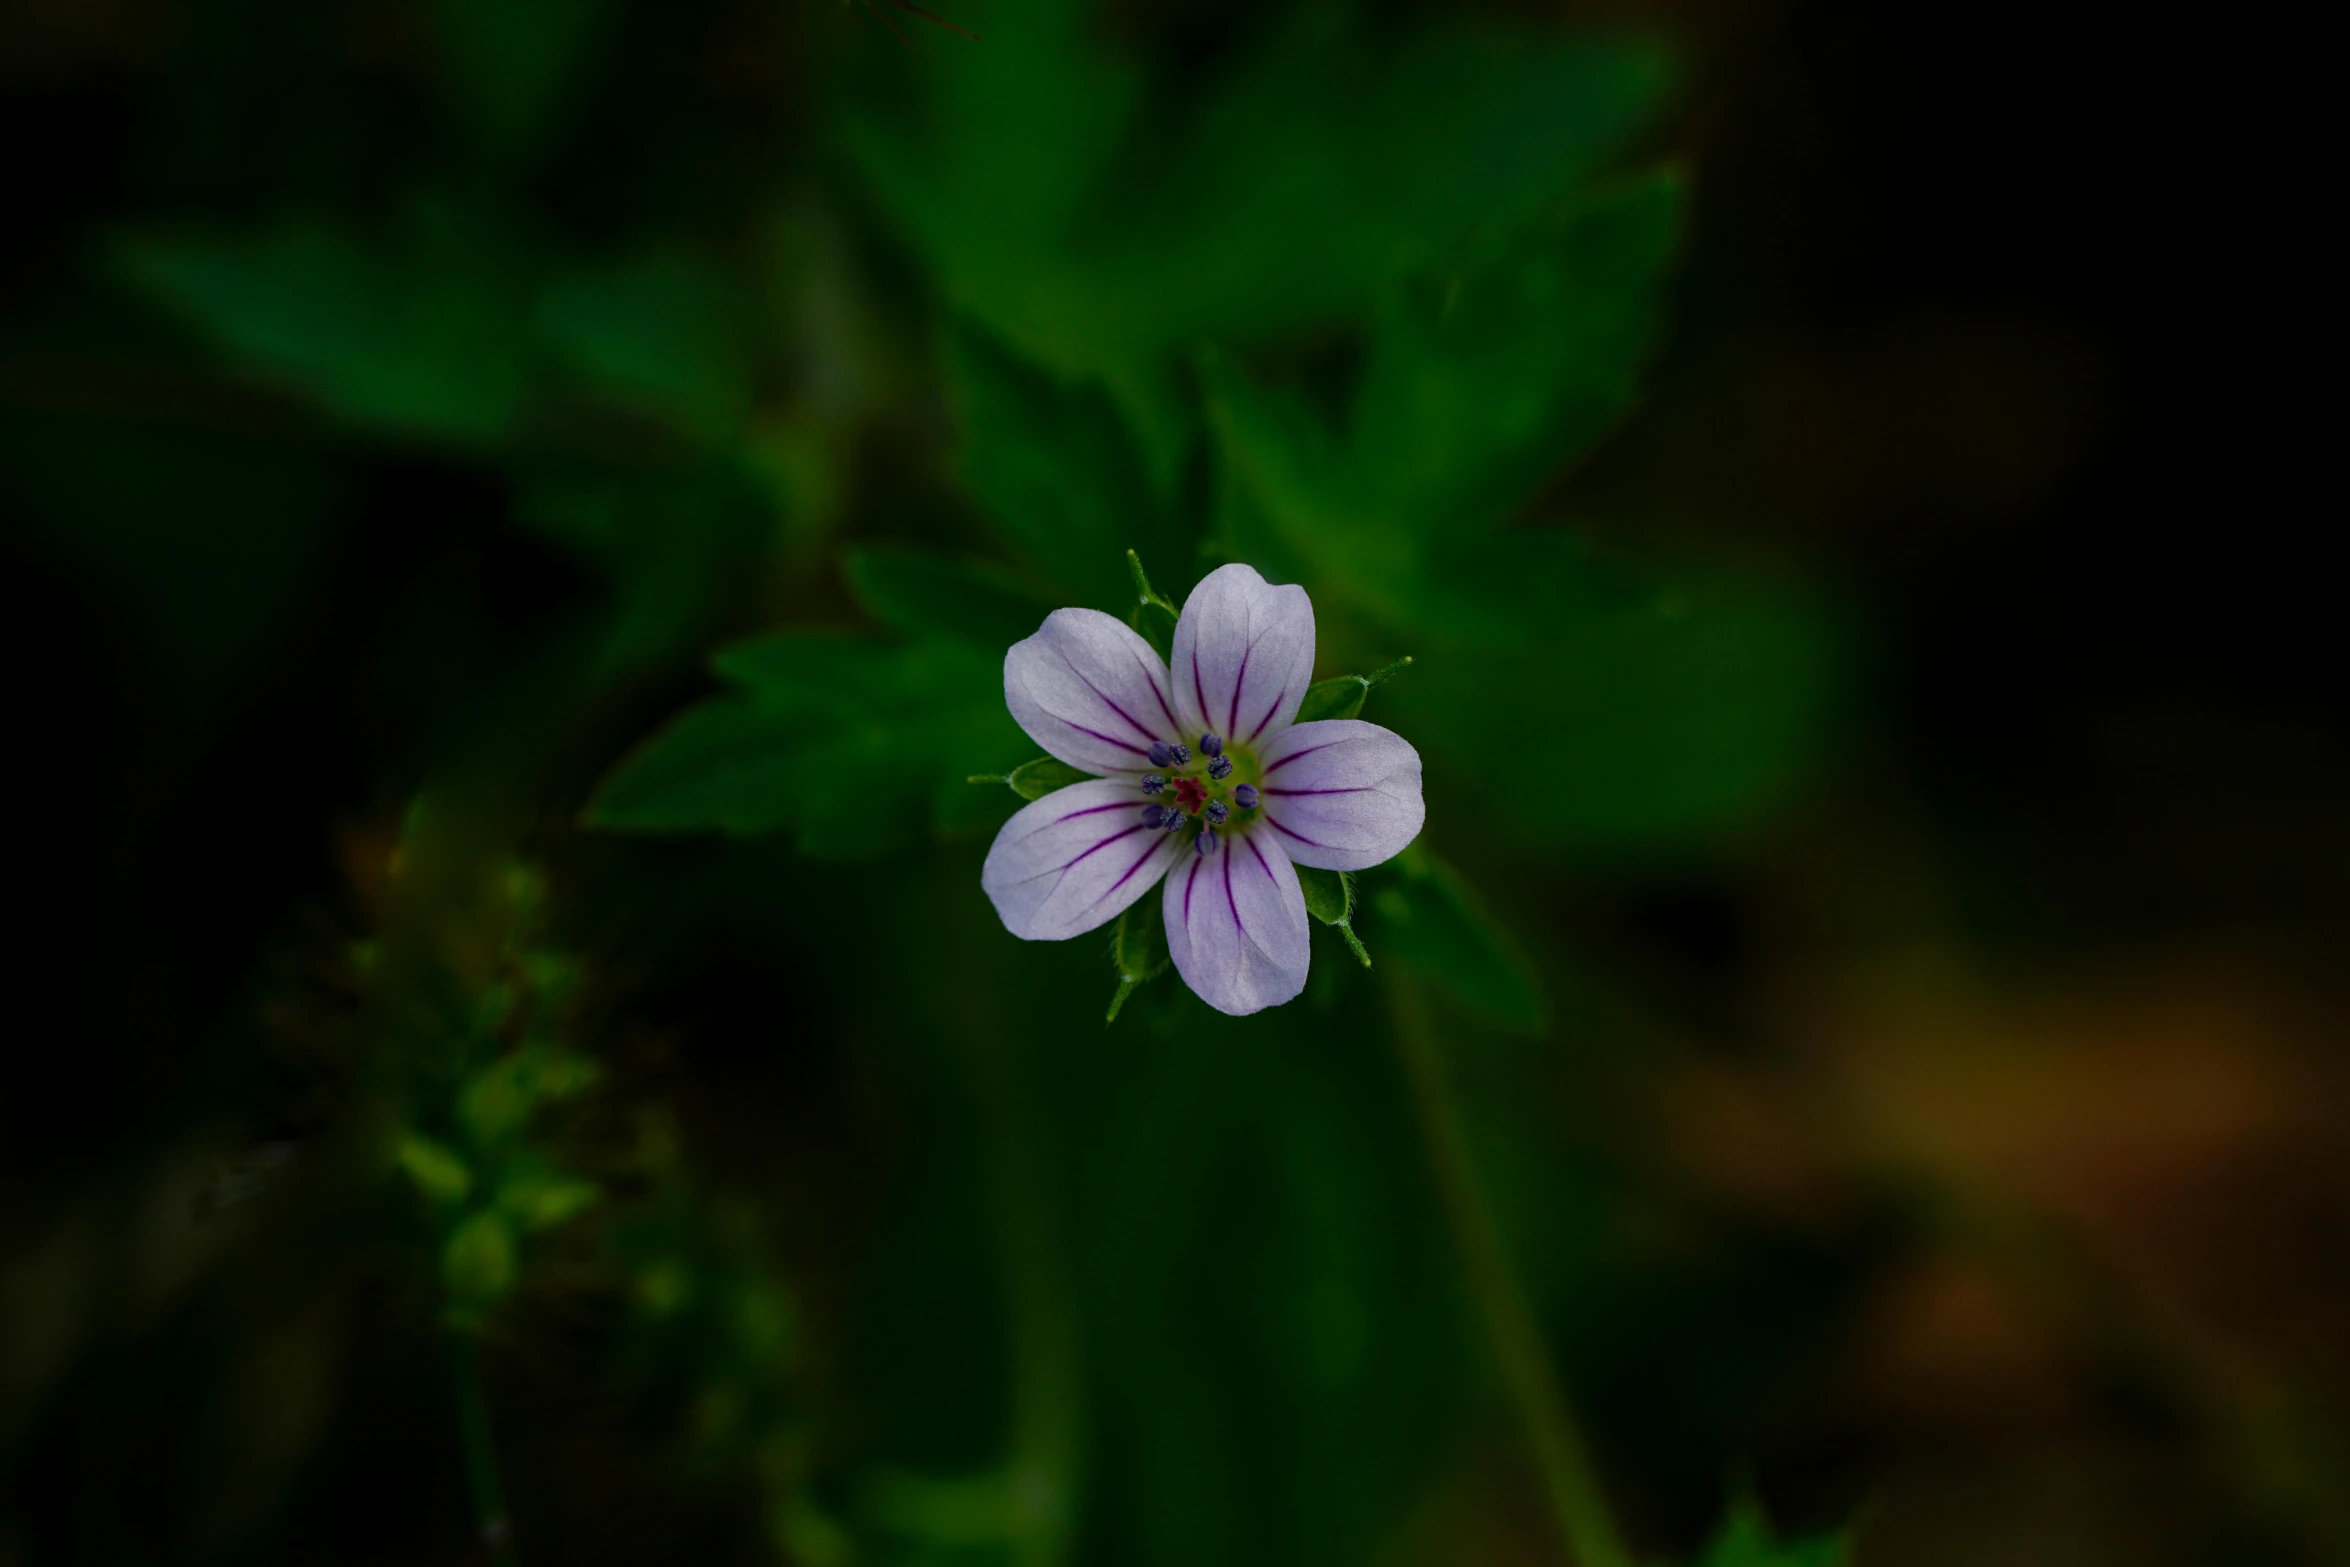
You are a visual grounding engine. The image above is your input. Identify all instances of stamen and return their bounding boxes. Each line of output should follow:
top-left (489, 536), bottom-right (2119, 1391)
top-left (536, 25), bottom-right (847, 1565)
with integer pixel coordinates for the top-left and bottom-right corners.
top-left (1140, 804), bottom-right (1172, 829)
top-left (1194, 825), bottom-right (1218, 857)
top-left (1205, 754), bottom-right (1233, 781)
top-left (1204, 800), bottom-right (1229, 825)
top-left (1147, 742), bottom-right (1178, 767)
top-left (1141, 774), bottom-right (1167, 795)
top-left (1169, 742), bottom-right (1191, 765)
top-left (1199, 733), bottom-right (1224, 757)
top-left (1232, 784), bottom-right (1259, 810)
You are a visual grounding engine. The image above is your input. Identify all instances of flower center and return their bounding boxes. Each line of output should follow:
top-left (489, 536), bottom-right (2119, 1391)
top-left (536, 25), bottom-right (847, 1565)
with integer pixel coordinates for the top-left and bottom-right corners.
top-left (1137, 731), bottom-right (1262, 855)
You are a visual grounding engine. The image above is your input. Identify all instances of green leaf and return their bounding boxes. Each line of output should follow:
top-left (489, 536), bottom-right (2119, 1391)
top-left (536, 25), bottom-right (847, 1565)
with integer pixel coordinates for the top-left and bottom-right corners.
top-left (1293, 658), bottom-right (1415, 725)
top-left (497, 1173), bottom-right (600, 1232)
top-left (442, 1211), bottom-right (518, 1313)
top-left (1106, 897), bottom-right (1172, 1022)
top-left (1296, 867), bottom-right (1373, 968)
top-left (430, 0), bottom-right (619, 161)
top-left (1368, 850), bottom-right (1539, 1027)
top-left (945, 327), bottom-right (1164, 611)
top-left (396, 1135), bottom-right (473, 1207)
top-left (855, 12), bottom-right (1668, 425)
top-left (538, 249), bottom-right (753, 442)
top-left (1696, 1496), bottom-right (1854, 1567)
top-left (113, 214), bottom-right (528, 442)
top-left (999, 757), bottom-right (1091, 801)
top-left (845, 546), bottom-right (1055, 648)
top-left (588, 634), bottom-right (1026, 857)
top-left (1354, 172), bottom-right (1686, 529)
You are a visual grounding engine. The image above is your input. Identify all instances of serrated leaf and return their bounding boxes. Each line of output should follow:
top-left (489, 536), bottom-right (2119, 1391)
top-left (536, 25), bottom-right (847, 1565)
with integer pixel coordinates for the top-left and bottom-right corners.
top-left (945, 327), bottom-right (1164, 611)
top-left (538, 249), bottom-right (753, 442)
top-left (1355, 172), bottom-right (1686, 529)
top-left (430, 0), bottom-right (618, 161)
top-left (113, 216), bottom-right (528, 442)
top-left (588, 635), bottom-right (1027, 857)
top-left (845, 546), bottom-right (1055, 648)
top-left (1369, 850), bottom-right (1539, 1027)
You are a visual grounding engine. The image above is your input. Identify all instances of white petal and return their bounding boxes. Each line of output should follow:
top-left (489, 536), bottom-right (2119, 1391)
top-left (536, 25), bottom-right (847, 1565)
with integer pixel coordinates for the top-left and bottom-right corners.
top-left (983, 780), bottom-right (1184, 941)
top-left (1254, 720), bottom-right (1425, 871)
top-left (1005, 609), bottom-right (1186, 776)
top-left (1162, 830), bottom-right (1310, 1016)
top-left (1169, 563), bottom-right (1315, 749)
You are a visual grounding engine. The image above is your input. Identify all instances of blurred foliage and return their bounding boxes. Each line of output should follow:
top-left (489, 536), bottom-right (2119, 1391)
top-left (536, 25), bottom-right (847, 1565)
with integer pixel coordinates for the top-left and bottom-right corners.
top-left (0, 0), bottom-right (1948, 1563)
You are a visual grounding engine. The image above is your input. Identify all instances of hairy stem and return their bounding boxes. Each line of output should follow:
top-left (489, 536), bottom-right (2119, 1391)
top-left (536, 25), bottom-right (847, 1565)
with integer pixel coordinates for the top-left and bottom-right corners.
top-left (1387, 970), bottom-right (1630, 1567)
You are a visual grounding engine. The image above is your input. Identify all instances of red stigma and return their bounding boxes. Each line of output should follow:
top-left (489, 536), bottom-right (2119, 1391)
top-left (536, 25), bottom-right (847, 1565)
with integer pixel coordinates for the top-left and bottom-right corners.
top-left (1172, 777), bottom-right (1208, 813)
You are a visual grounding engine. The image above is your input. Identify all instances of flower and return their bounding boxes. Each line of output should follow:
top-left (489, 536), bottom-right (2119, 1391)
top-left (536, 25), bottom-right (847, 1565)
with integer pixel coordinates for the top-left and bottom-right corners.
top-left (982, 563), bottom-right (1425, 1015)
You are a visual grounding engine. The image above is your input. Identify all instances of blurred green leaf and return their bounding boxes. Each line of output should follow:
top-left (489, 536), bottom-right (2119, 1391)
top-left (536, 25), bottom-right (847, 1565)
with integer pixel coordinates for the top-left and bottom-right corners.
top-left (442, 1211), bottom-right (518, 1312)
top-left (430, 0), bottom-right (619, 161)
top-left (396, 1135), bottom-right (473, 1208)
top-left (1369, 849), bottom-right (1540, 1027)
top-left (113, 216), bottom-right (529, 441)
top-left (1695, 1496), bottom-right (1854, 1567)
top-left (845, 545), bottom-right (1055, 647)
top-left (857, 10), bottom-right (1669, 451)
top-left (538, 250), bottom-right (754, 442)
top-left (589, 634), bottom-right (1025, 856)
top-left (1355, 172), bottom-right (1685, 529)
top-left (497, 1173), bottom-right (600, 1232)
top-left (1387, 543), bottom-right (1840, 854)
top-left (945, 327), bottom-right (1164, 610)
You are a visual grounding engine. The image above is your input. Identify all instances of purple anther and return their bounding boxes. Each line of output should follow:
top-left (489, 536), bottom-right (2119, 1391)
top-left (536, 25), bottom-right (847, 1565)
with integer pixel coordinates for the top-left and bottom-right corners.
top-left (1147, 741), bottom-right (1178, 768)
top-left (1199, 733), bottom-right (1224, 758)
top-left (1232, 784), bottom-right (1259, 810)
top-left (1194, 825), bottom-right (1218, 857)
top-left (1140, 804), bottom-right (1171, 829)
top-left (1205, 754), bottom-right (1233, 781)
top-left (1169, 743), bottom-right (1191, 765)
top-left (1141, 774), bottom-right (1168, 795)
top-left (1204, 800), bottom-right (1229, 825)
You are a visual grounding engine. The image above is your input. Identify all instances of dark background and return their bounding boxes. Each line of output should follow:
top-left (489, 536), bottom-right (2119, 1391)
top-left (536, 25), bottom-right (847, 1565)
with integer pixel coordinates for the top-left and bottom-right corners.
top-left (3, 1), bottom-right (2337, 1564)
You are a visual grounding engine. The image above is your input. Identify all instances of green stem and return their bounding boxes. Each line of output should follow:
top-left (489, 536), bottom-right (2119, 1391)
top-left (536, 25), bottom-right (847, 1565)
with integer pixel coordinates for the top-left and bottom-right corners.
top-left (1386, 970), bottom-right (1631, 1567)
top-left (448, 1329), bottom-right (520, 1567)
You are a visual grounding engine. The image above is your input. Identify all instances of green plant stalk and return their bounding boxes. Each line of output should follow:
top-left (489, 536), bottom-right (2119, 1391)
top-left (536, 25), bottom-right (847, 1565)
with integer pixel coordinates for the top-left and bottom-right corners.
top-left (448, 1328), bottom-right (521, 1567)
top-left (1387, 970), bottom-right (1630, 1567)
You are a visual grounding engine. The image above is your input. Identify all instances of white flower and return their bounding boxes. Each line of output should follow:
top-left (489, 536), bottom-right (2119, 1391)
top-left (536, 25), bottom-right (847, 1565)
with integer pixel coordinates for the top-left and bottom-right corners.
top-left (982, 564), bottom-right (1424, 1015)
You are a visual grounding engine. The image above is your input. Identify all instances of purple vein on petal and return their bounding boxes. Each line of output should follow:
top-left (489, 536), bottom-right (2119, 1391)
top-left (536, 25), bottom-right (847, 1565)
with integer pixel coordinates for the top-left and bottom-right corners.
top-left (1067, 720), bottom-right (1150, 756)
top-left (1181, 855), bottom-right (1199, 924)
top-left (1135, 648), bottom-right (1183, 737)
top-left (1263, 742), bottom-right (1339, 776)
top-left (1264, 816), bottom-right (1332, 850)
top-left (1191, 649), bottom-right (1210, 734)
top-left (1059, 824), bottom-right (1145, 872)
top-left (1245, 688), bottom-right (1287, 741)
top-left (1077, 671), bottom-right (1160, 743)
top-left (1261, 786), bottom-right (1372, 797)
top-left (1076, 833), bottom-right (1172, 918)
top-left (1228, 643), bottom-right (1251, 735)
